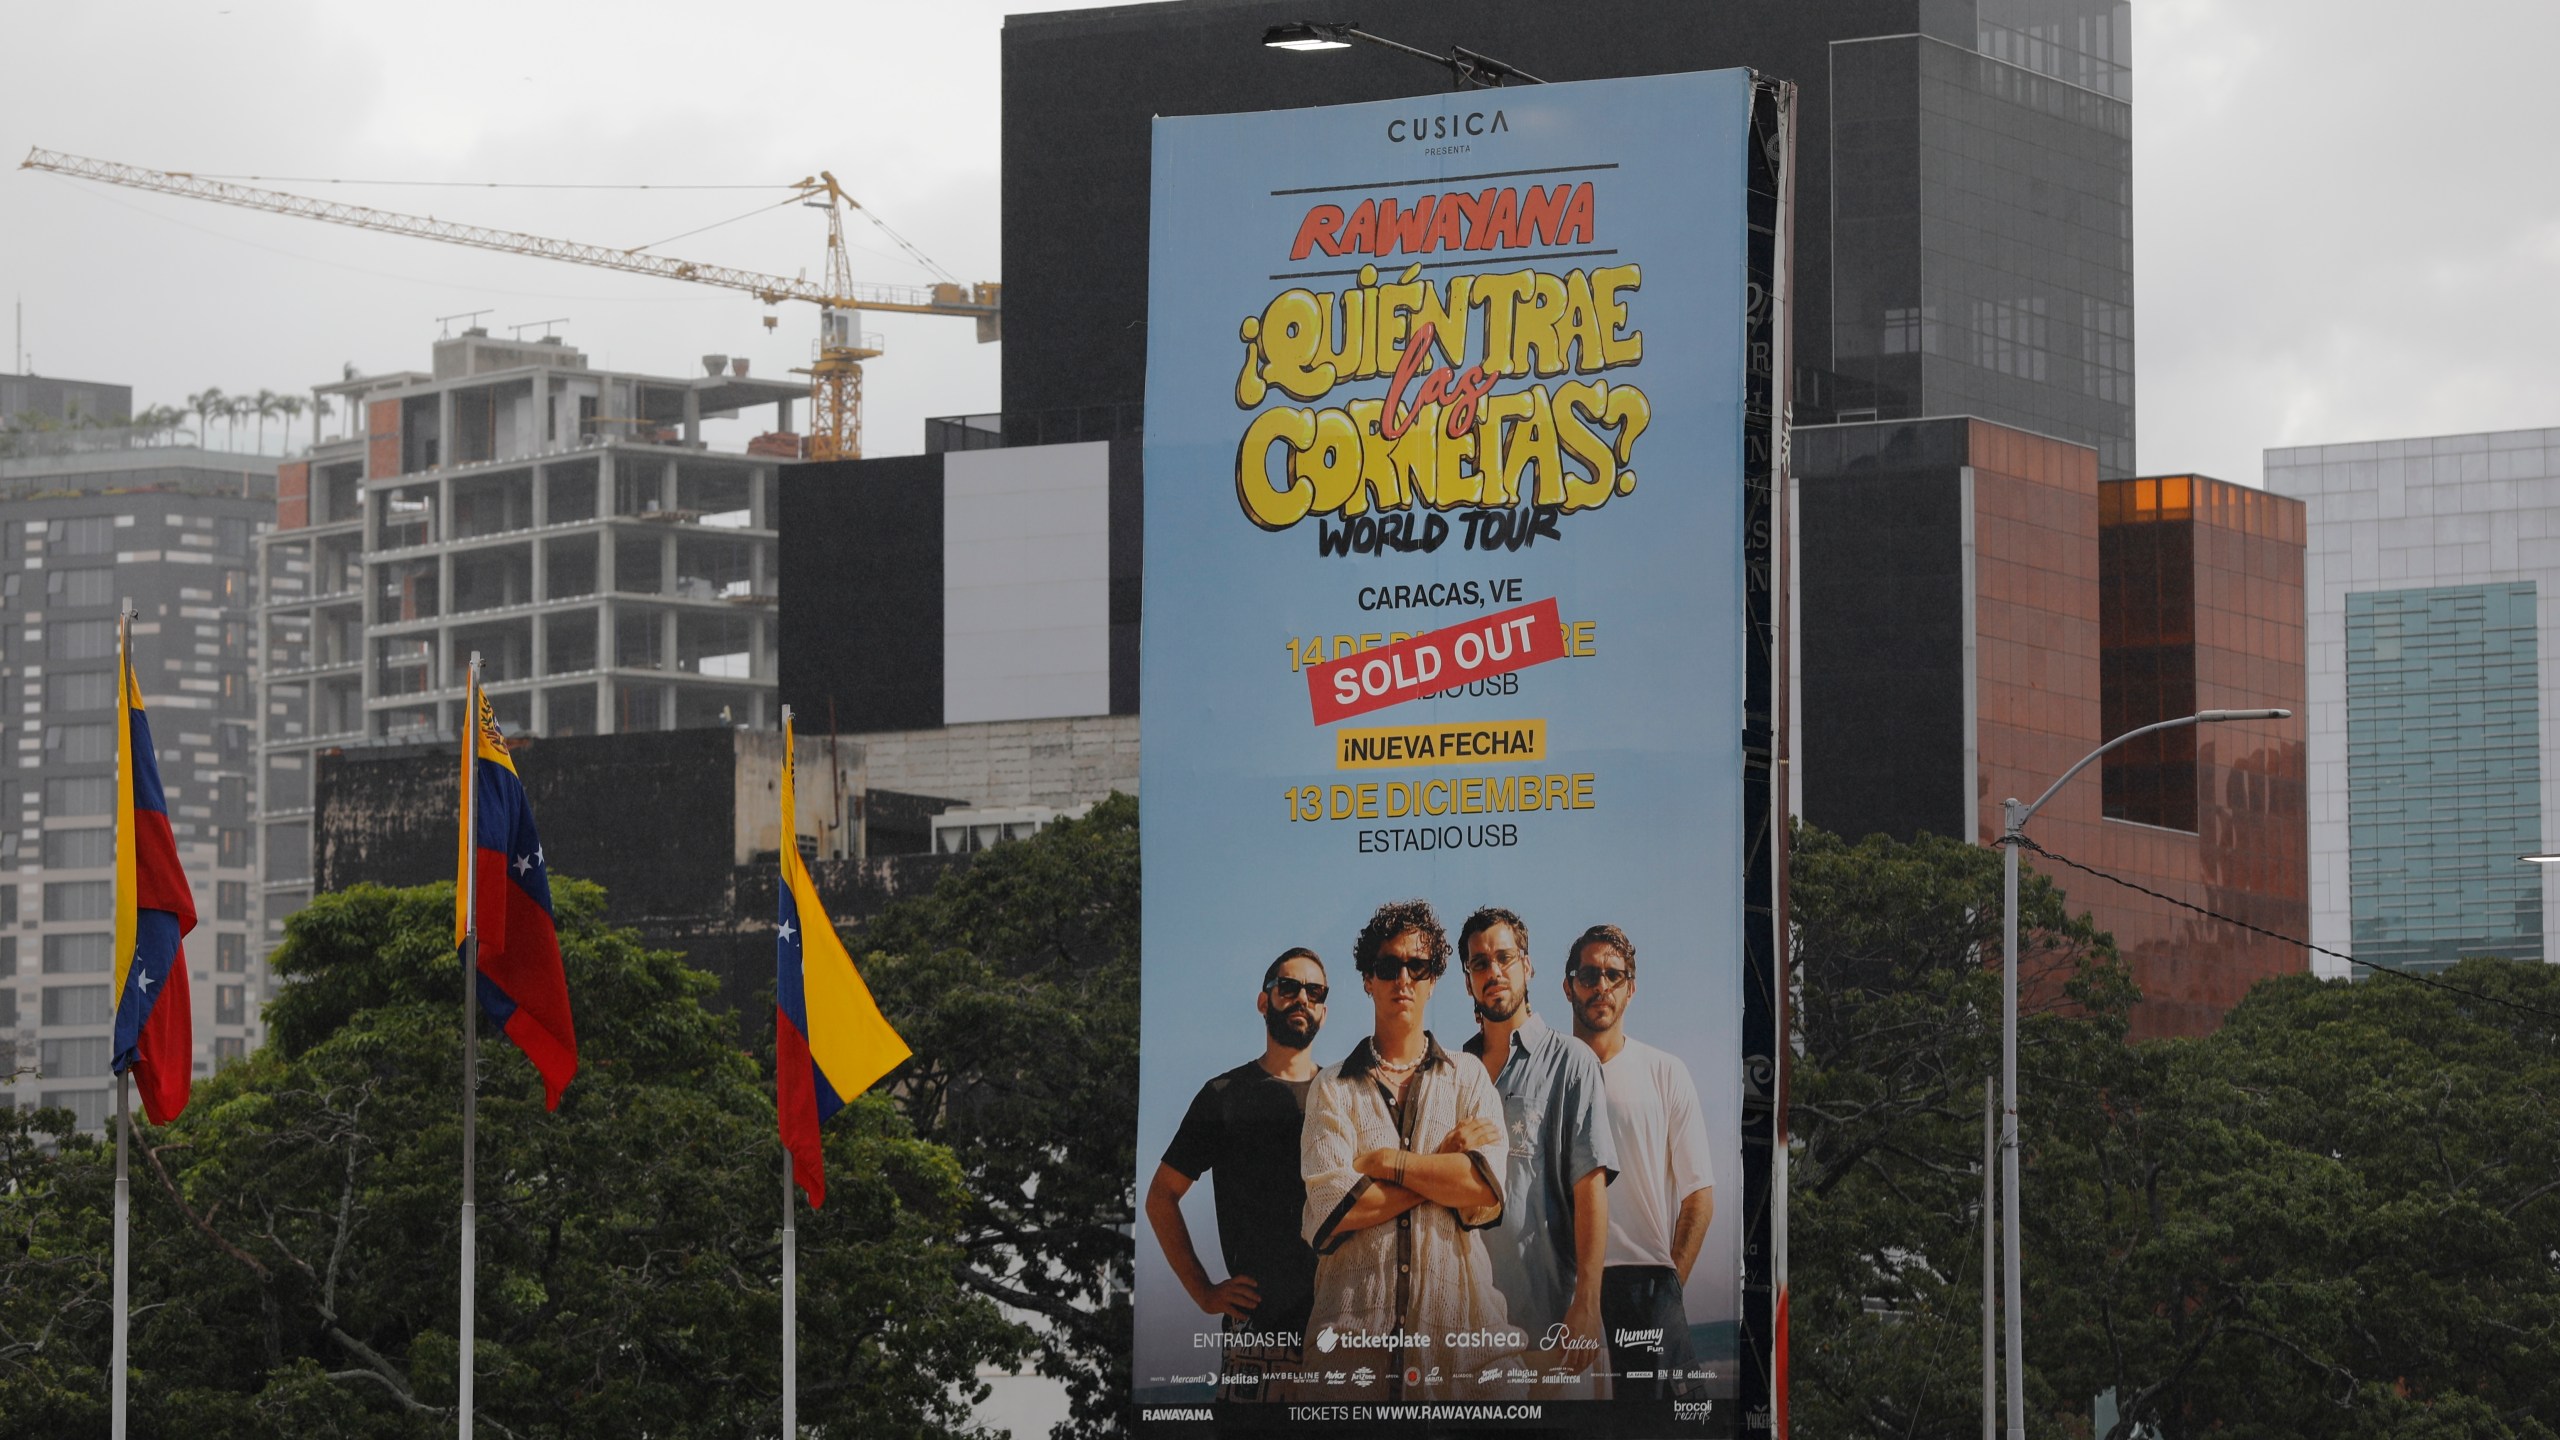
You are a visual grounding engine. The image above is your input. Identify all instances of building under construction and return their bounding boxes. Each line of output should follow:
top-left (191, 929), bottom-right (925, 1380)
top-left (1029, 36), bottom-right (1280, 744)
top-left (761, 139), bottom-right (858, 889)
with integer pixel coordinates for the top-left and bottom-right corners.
top-left (255, 327), bottom-right (798, 955)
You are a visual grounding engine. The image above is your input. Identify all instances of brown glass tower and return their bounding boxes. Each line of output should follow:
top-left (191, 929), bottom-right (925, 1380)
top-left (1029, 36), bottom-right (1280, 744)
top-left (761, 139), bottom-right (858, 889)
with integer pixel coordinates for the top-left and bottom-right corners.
top-left (1798, 420), bottom-right (2306, 1039)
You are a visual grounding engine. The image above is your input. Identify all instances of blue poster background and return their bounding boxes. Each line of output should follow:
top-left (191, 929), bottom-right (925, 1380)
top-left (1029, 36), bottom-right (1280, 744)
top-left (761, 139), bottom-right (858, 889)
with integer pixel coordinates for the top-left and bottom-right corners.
top-left (1137, 69), bottom-right (1753, 1419)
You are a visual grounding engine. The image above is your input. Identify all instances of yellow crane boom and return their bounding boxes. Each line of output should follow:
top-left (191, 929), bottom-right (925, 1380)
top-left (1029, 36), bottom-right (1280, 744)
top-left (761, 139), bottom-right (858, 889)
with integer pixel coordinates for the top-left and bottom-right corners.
top-left (20, 147), bottom-right (1000, 461)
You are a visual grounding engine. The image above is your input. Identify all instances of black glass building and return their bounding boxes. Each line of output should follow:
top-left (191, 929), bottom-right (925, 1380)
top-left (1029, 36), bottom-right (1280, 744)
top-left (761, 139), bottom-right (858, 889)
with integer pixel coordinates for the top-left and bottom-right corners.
top-left (999, 0), bottom-right (2133, 473)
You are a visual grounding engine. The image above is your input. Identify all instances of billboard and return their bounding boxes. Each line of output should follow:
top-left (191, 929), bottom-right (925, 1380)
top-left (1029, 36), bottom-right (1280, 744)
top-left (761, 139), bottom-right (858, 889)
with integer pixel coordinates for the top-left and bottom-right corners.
top-left (1138, 70), bottom-right (1766, 1437)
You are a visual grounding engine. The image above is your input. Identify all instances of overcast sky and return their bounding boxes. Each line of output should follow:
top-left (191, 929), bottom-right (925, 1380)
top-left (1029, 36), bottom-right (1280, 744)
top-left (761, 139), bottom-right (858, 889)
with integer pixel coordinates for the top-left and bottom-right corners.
top-left (3, 1), bottom-right (2556, 482)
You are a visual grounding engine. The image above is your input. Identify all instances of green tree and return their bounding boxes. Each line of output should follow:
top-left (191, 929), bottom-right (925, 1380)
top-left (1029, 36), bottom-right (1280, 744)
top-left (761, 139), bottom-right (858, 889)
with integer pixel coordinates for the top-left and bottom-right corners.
top-left (2038, 961), bottom-right (2560, 1439)
top-left (187, 388), bottom-right (226, 447)
top-left (0, 878), bottom-right (1025, 1438)
top-left (1788, 821), bottom-right (2135, 1440)
top-left (856, 794), bottom-right (1140, 1440)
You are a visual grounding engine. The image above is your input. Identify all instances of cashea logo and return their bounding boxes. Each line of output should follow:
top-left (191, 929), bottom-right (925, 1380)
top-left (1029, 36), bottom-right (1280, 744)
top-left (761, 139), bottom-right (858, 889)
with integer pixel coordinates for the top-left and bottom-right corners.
top-left (1388, 110), bottom-right (1509, 143)
top-left (1315, 1326), bottom-right (1340, 1354)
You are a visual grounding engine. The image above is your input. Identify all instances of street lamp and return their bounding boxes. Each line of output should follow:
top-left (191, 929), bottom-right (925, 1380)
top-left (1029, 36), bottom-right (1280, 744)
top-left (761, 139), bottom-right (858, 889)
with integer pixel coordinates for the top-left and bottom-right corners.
top-left (1261, 20), bottom-right (1546, 89)
top-left (1993, 706), bottom-right (2290, 1439)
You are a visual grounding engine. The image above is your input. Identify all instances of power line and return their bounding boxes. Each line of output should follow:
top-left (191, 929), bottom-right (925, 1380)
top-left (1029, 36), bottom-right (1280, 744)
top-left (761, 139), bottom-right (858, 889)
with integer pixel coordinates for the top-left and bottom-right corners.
top-left (1998, 834), bottom-right (2560, 1027)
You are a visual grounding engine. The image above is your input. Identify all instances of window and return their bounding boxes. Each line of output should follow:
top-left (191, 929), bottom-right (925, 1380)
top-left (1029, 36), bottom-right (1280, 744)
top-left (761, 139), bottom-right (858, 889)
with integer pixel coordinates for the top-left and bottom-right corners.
top-left (217, 933), bottom-right (247, 973)
top-left (47, 569), bottom-right (114, 607)
top-left (43, 881), bottom-right (112, 921)
top-left (0, 885), bottom-right (15, 924)
top-left (47, 670), bottom-right (114, 712)
top-left (45, 776), bottom-right (112, 816)
top-left (40, 1037), bottom-right (109, 1078)
top-left (218, 881), bottom-right (248, 922)
top-left (0, 989), bottom-right (14, 1027)
top-left (215, 1037), bottom-right (245, 1066)
top-left (43, 934), bottom-right (110, 973)
top-left (44, 724), bottom-right (112, 764)
top-left (40, 1089), bottom-right (107, 1132)
top-left (0, 936), bottom-right (14, 977)
top-left (50, 516), bottom-right (112, 555)
top-left (265, 822), bottom-right (309, 884)
top-left (42, 828), bottom-right (112, 869)
top-left (215, 986), bottom-right (244, 1026)
top-left (219, 828), bottom-right (250, 868)
top-left (42, 984), bottom-right (111, 1025)
top-left (49, 620), bottom-right (114, 661)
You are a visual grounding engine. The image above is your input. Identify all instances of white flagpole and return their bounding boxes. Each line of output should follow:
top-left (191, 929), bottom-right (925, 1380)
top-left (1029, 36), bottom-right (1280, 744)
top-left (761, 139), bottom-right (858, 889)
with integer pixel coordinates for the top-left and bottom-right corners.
top-left (113, 1073), bottom-right (130, 1437)
top-left (111, 605), bottom-right (133, 1440)
top-left (780, 703), bottom-right (798, 1440)
top-left (783, 1149), bottom-right (798, 1439)
top-left (459, 656), bottom-right (482, 1440)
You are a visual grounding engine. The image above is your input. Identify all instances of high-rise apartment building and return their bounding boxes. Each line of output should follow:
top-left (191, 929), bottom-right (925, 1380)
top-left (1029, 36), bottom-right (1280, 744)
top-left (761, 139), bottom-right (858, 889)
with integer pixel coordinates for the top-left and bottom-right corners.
top-left (2267, 427), bottom-right (2560, 976)
top-left (0, 437), bottom-right (276, 1129)
top-left (256, 329), bottom-right (798, 955)
top-left (1000, 0), bottom-right (2133, 472)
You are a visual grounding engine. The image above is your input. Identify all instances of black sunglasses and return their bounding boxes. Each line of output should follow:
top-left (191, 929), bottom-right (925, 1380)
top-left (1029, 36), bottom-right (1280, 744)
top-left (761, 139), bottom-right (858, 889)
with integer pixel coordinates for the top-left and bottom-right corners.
top-left (1569, 964), bottom-right (1632, 991)
top-left (1367, 957), bottom-right (1440, 982)
top-left (1267, 977), bottom-right (1330, 1003)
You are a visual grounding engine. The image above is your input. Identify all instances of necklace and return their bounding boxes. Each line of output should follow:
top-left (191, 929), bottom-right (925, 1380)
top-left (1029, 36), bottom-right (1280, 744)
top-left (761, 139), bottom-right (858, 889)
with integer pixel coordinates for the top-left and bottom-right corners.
top-left (1371, 1052), bottom-right (1421, 1077)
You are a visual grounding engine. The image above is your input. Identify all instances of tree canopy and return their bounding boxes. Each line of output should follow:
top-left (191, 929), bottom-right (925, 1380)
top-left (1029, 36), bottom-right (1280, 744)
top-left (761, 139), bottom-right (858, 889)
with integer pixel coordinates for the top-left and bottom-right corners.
top-left (1789, 820), bottom-right (2560, 1440)
top-left (854, 792), bottom-right (1141, 1440)
top-left (0, 877), bottom-right (1024, 1437)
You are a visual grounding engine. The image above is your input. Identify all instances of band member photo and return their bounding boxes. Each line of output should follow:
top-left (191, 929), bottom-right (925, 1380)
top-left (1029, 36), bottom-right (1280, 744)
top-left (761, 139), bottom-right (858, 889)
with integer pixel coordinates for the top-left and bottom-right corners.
top-left (1301, 899), bottom-right (1522, 1401)
top-left (1565, 923), bottom-right (1715, 1399)
top-left (1145, 947), bottom-right (1330, 1400)
top-left (1459, 906), bottom-right (1615, 1394)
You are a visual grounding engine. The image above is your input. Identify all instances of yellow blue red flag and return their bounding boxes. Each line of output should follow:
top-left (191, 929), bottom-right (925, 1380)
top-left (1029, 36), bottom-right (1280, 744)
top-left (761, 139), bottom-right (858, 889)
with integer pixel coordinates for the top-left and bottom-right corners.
top-left (457, 679), bottom-right (577, 1108)
top-left (775, 716), bottom-right (910, 1207)
top-left (112, 619), bottom-right (195, 1125)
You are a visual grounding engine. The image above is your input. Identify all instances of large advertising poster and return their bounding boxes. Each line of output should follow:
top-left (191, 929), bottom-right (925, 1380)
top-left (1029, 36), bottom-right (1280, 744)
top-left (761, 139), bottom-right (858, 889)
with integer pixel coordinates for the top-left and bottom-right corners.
top-left (1137, 70), bottom-right (1756, 1437)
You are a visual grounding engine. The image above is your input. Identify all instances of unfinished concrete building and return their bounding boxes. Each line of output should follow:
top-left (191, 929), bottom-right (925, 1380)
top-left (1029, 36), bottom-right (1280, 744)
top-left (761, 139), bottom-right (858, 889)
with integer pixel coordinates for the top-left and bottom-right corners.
top-left (257, 328), bottom-right (796, 952)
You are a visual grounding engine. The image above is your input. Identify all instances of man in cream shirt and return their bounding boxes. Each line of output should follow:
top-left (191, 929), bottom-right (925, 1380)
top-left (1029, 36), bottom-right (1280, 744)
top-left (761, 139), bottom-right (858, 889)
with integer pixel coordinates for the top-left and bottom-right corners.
top-left (1563, 923), bottom-right (1713, 1399)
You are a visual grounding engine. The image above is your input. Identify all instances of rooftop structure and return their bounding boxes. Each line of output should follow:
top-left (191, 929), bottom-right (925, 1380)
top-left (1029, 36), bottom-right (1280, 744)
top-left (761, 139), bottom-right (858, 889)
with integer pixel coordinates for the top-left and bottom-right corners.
top-left (256, 328), bottom-right (798, 961)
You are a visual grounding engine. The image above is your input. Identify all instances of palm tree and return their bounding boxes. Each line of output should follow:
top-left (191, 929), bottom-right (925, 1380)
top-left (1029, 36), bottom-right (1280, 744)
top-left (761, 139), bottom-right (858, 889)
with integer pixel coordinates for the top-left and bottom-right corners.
top-left (251, 389), bottom-right (280, 453)
top-left (132, 404), bottom-right (184, 446)
top-left (225, 394), bottom-right (253, 452)
top-left (188, 388), bottom-right (227, 447)
top-left (275, 393), bottom-right (308, 454)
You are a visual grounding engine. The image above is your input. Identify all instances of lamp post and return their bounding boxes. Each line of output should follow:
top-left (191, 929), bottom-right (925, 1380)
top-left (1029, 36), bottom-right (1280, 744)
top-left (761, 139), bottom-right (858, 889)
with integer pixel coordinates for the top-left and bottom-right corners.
top-left (1994, 706), bottom-right (2289, 1438)
top-left (1261, 20), bottom-right (1546, 89)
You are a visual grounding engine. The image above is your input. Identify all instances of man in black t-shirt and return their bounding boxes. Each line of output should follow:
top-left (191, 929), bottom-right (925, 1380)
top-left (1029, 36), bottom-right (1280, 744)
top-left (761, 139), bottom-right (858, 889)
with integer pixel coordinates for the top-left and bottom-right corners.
top-left (1145, 948), bottom-right (1331, 1400)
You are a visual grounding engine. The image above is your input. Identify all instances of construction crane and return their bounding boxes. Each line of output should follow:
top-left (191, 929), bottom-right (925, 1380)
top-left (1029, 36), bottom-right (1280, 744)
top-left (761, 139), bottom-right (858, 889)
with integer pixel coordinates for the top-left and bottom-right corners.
top-left (19, 148), bottom-right (1000, 461)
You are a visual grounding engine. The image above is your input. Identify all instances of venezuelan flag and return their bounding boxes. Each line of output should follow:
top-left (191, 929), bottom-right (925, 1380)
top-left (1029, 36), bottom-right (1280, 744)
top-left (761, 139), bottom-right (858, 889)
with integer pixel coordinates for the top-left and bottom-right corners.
top-left (456, 681), bottom-right (577, 1108)
top-left (112, 623), bottom-right (195, 1125)
top-left (775, 716), bottom-right (909, 1208)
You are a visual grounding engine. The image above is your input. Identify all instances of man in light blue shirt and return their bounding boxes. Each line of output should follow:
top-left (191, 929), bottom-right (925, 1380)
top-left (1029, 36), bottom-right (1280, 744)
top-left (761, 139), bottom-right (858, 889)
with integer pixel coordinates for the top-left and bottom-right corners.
top-left (1460, 906), bottom-right (1615, 1384)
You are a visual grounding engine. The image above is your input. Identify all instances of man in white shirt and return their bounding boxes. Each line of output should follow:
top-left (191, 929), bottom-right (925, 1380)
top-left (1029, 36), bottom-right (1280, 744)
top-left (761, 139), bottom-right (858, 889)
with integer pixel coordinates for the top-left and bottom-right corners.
top-left (1563, 923), bottom-right (1714, 1399)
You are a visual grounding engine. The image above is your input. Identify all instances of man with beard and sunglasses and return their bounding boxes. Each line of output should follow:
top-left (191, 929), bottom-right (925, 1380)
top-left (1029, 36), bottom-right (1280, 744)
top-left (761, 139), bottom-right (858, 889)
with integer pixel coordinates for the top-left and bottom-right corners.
top-left (1146, 947), bottom-right (1331, 1399)
top-left (1460, 906), bottom-right (1615, 1394)
top-left (1564, 923), bottom-right (1715, 1400)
